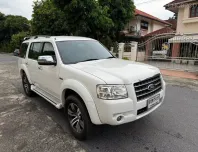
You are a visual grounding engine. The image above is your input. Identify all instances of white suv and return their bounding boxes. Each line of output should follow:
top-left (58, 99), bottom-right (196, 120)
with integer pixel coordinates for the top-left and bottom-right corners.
top-left (18, 36), bottom-right (166, 140)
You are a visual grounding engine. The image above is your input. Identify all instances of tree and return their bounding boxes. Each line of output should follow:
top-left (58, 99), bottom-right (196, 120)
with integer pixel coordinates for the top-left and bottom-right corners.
top-left (0, 12), bottom-right (30, 52)
top-left (53, 0), bottom-right (135, 41)
top-left (53, 0), bottom-right (114, 39)
top-left (9, 31), bottom-right (29, 52)
top-left (3, 15), bottom-right (30, 41)
top-left (31, 0), bottom-right (69, 35)
top-left (98, 0), bottom-right (135, 40)
top-left (0, 12), bottom-right (6, 42)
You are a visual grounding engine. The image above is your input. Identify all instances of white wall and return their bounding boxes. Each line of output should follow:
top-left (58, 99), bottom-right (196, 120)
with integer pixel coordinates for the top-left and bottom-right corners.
top-left (125, 16), bottom-right (168, 36)
top-left (176, 2), bottom-right (198, 34)
top-left (152, 21), bottom-right (166, 31)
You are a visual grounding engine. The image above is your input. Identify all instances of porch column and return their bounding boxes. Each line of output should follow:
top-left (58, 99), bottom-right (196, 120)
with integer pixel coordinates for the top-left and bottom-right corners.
top-left (145, 41), bottom-right (151, 60)
top-left (172, 43), bottom-right (180, 57)
top-left (118, 43), bottom-right (125, 59)
top-left (130, 41), bottom-right (138, 61)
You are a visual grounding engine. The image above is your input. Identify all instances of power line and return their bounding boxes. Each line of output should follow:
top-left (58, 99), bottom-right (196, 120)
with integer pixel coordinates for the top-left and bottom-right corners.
top-left (136, 0), bottom-right (164, 5)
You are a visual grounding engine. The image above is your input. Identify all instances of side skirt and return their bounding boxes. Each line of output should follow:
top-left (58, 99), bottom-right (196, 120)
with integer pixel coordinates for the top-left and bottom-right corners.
top-left (31, 85), bottom-right (63, 109)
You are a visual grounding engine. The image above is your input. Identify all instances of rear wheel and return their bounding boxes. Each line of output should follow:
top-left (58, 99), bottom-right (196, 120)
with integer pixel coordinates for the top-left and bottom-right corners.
top-left (65, 95), bottom-right (93, 140)
top-left (22, 73), bottom-right (34, 97)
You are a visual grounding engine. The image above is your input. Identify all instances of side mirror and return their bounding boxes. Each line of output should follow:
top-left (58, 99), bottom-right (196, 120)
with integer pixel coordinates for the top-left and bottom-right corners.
top-left (38, 56), bottom-right (56, 66)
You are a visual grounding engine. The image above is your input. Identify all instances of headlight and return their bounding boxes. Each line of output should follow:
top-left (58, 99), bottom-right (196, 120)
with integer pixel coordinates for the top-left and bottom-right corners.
top-left (96, 85), bottom-right (128, 100)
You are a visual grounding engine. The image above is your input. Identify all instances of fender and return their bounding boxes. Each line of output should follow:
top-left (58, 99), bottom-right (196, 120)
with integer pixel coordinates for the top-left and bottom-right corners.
top-left (60, 79), bottom-right (102, 125)
top-left (19, 64), bottom-right (32, 84)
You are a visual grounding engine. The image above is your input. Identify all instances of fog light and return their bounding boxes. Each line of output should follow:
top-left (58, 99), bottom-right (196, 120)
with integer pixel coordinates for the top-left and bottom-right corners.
top-left (117, 115), bottom-right (123, 121)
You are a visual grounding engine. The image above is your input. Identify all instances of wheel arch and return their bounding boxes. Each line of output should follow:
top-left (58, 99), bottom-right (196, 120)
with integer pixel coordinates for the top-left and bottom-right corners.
top-left (19, 66), bottom-right (32, 84)
top-left (61, 80), bottom-right (102, 125)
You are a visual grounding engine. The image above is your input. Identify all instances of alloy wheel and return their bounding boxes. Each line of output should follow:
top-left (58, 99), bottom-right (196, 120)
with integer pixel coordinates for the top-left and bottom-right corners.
top-left (68, 103), bottom-right (85, 133)
top-left (23, 75), bottom-right (29, 93)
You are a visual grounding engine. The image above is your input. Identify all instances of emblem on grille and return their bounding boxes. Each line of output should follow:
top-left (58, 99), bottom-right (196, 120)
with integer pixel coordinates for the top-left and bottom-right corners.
top-left (148, 84), bottom-right (155, 90)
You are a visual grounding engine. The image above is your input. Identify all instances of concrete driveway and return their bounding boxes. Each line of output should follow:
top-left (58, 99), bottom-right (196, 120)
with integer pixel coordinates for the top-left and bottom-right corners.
top-left (0, 54), bottom-right (198, 152)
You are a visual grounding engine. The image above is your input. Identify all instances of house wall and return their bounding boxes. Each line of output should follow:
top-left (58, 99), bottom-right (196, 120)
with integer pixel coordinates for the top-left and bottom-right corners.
top-left (125, 18), bottom-right (140, 31)
top-left (152, 21), bottom-right (166, 31)
top-left (125, 16), bottom-right (168, 36)
top-left (176, 2), bottom-right (198, 34)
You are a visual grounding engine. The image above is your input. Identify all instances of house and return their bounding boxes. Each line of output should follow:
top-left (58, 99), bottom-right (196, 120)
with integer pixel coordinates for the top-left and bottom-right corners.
top-left (121, 9), bottom-right (172, 41)
top-left (164, 0), bottom-right (198, 58)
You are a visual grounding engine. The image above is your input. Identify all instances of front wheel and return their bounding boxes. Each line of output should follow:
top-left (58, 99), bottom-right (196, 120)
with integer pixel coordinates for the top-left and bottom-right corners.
top-left (65, 95), bottom-right (93, 140)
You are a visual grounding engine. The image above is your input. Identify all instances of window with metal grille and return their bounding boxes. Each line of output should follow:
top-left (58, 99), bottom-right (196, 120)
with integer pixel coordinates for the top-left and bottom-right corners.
top-left (190, 5), bottom-right (198, 18)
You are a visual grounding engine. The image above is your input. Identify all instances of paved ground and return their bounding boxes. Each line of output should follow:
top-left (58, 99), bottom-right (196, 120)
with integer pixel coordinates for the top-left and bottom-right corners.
top-left (143, 60), bottom-right (198, 72)
top-left (0, 54), bottom-right (198, 152)
top-left (161, 69), bottom-right (198, 80)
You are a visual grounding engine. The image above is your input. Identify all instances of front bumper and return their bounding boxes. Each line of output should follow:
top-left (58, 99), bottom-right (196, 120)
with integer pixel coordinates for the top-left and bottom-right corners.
top-left (96, 80), bottom-right (166, 125)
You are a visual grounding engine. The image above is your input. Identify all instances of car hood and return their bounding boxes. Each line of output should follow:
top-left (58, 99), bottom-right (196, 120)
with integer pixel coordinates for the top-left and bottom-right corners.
top-left (71, 59), bottom-right (161, 84)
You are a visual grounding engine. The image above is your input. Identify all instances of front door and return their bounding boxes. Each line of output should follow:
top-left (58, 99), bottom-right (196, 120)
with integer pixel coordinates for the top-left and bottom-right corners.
top-left (36, 42), bottom-right (62, 101)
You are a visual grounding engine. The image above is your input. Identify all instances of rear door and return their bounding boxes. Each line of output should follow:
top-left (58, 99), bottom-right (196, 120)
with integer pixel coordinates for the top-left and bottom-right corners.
top-left (18, 42), bottom-right (29, 70)
top-left (26, 42), bottom-right (43, 84)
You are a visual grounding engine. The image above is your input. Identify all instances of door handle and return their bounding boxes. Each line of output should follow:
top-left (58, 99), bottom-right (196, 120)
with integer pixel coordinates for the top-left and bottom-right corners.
top-left (25, 62), bottom-right (28, 65)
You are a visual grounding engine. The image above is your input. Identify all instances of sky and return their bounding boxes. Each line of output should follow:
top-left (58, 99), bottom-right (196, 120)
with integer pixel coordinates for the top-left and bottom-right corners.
top-left (0, 0), bottom-right (174, 20)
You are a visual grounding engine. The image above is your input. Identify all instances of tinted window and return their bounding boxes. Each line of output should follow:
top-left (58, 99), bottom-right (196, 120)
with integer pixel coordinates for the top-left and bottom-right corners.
top-left (20, 43), bottom-right (29, 58)
top-left (28, 42), bottom-right (43, 60)
top-left (56, 40), bottom-right (113, 64)
top-left (141, 20), bottom-right (149, 30)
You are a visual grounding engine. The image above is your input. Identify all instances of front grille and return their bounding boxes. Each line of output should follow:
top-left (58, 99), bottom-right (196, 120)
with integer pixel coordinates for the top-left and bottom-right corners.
top-left (134, 74), bottom-right (162, 102)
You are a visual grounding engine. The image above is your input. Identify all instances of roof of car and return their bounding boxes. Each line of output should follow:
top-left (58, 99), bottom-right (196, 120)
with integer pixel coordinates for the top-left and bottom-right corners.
top-left (23, 36), bottom-right (95, 43)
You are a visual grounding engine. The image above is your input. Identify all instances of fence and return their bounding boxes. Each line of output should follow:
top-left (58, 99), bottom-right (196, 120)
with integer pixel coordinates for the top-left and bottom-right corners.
top-left (110, 33), bottom-right (198, 72)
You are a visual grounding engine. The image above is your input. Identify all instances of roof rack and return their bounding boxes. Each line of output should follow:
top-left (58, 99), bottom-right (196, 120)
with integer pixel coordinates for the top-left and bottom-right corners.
top-left (24, 35), bottom-right (51, 41)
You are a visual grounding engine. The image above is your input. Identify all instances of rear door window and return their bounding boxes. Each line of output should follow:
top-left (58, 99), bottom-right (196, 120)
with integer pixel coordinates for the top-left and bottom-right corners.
top-left (28, 42), bottom-right (43, 60)
top-left (20, 43), bottom-right (29, 58)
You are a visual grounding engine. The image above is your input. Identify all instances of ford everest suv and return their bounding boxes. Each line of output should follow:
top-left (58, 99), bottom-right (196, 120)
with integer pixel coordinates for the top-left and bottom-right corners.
top-left (18, 36), bottom-right (166, 140)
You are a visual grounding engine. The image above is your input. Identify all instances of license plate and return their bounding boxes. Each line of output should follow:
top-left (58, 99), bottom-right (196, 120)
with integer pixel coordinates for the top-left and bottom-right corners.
top-left (147, 94), bottom-right (160, 109)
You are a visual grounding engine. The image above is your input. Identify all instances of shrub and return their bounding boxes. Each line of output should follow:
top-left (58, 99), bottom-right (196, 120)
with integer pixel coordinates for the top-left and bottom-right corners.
top-left (9, 31), bottom-right (29, 52)
top-left (0, 42), bottom-right (10, 52)
top-left (123, 57), bottom-right (129, 60)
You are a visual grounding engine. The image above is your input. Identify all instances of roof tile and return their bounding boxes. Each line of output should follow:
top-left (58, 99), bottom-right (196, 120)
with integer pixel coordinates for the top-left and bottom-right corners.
top-left (135, 9), bottom-right (171, 25)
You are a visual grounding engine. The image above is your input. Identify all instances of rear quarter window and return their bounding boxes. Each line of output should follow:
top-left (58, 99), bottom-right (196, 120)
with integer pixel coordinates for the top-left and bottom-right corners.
top-left (20, 43), bottom-right (29, 58)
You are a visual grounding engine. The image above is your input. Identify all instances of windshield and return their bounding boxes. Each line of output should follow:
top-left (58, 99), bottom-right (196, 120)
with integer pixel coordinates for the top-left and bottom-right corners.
top-left (56, 40), bottom-right (114, 64)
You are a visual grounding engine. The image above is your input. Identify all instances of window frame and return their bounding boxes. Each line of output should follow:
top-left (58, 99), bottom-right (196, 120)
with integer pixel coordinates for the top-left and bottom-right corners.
top-left (141, 20), bottom-right (149, 30)
top-left (41, 42), bottom-right (56, 56)
top-left (56, 40), bottom-right (114, 65)
top-left (190, 4), bottom-right (198, 18)
top-left (41, 42), bottom-right (57, 62)
top-left (28, 42), bottom-right (43, 60)
top-left (20, 42), bottom-right (29, 58)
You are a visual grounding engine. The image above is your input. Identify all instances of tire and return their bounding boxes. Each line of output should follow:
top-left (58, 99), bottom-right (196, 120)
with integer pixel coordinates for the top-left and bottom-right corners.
top-left (22, 73), bottom-right (34, 97)
top-left (65, 95), bottom-right (93, 140)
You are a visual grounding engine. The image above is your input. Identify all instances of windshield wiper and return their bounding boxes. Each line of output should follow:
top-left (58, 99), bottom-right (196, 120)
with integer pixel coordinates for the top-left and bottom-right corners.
top-left (106, 56), bottom-right (115, 59)
top-left (79, 59), bottom-right (99, 63)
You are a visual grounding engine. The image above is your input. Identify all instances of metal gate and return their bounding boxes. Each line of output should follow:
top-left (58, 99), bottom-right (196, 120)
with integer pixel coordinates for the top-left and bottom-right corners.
top-left (137, 33), bottom-right (198, 72)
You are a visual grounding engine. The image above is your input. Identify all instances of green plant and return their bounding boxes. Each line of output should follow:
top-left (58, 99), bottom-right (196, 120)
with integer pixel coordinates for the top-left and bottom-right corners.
top-left (9, 31), bottom-right (29, 52)
top-left (123, 57), bottom-right (129, 60)
top-left (0, 42), bottom-right (10, 52)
